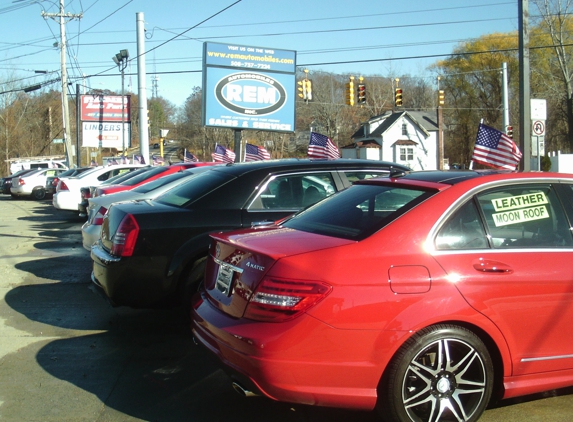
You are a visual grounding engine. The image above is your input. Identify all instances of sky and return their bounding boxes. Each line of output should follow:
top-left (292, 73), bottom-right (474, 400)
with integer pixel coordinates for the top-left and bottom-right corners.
top-left (0, 0), bottom-right (521, 108)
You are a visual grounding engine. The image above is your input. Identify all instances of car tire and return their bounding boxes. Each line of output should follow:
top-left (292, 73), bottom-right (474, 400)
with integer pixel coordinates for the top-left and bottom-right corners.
top-left (180, 256), bottom-right (207, 309)
top-left (378, 324), bottom-right (494, 422)
top-left (32, 187), bottom-right (46, 200)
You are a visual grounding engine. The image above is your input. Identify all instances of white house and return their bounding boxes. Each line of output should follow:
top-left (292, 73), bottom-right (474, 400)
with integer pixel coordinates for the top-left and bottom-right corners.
top-left (341, 110), bottom-right (440, 170)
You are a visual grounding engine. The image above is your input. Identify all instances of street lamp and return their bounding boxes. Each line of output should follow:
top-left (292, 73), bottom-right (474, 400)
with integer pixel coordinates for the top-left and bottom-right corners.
top-left (112, 49), bottom-right (129, 153)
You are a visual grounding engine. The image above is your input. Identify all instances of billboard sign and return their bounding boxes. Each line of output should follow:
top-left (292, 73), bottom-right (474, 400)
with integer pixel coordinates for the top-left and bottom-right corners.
top-left (202, 42), bottom-right (296, 133)
top-left (81, 94), bottom-right (131, 122)
top-left (82, 122), bottom-right (130, 149)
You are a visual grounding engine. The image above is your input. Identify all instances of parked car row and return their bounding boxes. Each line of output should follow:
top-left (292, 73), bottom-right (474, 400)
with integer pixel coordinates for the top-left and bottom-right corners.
top-left (7, 157), bottom-right (573, 422)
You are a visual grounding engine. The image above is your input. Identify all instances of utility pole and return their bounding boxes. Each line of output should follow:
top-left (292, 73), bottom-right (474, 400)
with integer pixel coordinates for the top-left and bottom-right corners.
top-left (518, 0), bottom-right (531, 171)
top-left (42, 0), bottom-right (82, 168)
top-left (136, 12), bottom-right (149, 163)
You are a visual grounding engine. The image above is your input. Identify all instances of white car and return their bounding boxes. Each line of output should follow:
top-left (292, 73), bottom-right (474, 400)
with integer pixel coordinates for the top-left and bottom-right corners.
top-left (10, 168), bottom-right (68, 200)
top-left (81, 166), bottom-right (212, 250)
top-left (53, 164), bottom-right (144, 212)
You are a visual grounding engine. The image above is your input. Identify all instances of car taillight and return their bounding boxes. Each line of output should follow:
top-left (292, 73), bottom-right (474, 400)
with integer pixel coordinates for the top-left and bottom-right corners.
top-left (92, 206), bottom-right (108, 226)
top-left (52, 178), bottom-right (59, 186)
top-left (110, 214), bottom-right (139, 257)
top-left (18, 178), bottom-right (25, 186)
top-left (59, 181), bottom-right (69, 191)
top-left (243, 277), bottom-right (332, 322)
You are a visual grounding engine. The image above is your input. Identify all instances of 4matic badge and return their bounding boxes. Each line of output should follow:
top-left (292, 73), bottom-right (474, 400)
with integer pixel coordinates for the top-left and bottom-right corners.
top-left (215, 72), bottom-right (286, 116)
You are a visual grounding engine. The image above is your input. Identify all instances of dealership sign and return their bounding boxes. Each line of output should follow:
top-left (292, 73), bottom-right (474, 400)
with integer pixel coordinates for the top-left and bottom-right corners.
top-left (202, 42), bottom-right (296, 133)
top-left (82, 122), bottom-right (130, 149)
top-left (81, 95), bottom-right (131, 122)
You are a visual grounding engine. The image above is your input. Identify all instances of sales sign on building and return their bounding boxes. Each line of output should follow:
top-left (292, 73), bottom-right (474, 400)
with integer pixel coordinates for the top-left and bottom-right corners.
top-left (202, 42), bottom-right (296, 133)
top-left (80, 95), bottom-right (131, 149)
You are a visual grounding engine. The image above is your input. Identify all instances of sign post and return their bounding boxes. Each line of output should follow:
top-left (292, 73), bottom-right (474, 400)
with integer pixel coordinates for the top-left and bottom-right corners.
top-left (531, 99), bottom-right (547, 171)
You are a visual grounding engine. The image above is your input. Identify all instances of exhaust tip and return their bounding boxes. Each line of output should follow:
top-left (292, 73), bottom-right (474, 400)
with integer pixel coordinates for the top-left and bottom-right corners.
top-left (232, 381), bottom-right (259, 397)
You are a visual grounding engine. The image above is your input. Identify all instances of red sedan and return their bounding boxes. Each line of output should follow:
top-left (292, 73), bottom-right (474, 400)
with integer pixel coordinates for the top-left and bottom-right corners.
top-left (192, 170), bottom-right (573, 422)
top-left (93, 162), bottom-right (214, 197)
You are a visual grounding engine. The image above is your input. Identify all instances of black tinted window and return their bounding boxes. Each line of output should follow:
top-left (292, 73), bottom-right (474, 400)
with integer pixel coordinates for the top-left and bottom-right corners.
top-left (155, 169), bottom-right (233, 207)
top-left (283, 184), bottom-right (434, 240)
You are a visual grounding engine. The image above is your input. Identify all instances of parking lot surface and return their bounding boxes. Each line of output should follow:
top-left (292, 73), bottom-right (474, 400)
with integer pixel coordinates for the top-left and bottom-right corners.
top-left (0, 196), bottom-right (572, 421)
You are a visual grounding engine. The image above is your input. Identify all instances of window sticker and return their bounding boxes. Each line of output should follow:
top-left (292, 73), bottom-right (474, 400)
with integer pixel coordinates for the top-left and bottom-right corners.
top-left (490, 192), bottom-right (550, 227)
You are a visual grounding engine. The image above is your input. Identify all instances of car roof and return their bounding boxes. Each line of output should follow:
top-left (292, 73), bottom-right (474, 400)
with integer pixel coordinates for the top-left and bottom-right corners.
top-left (207, 158), bottom-right (411, 177)
top-left (395, 169), bottom-right (511, 185)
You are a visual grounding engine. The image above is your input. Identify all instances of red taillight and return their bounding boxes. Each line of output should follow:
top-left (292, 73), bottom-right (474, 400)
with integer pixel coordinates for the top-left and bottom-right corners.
top-left (243, 277), bottom-right (332, 322)
top-left (92, 206), bottom-right (108, 226)
top-left (110, 214), bottom-right (139, 257)
top-left (52, 178), bottom-right (59, 186)
top-left (59, 181), bottom-right (69, 191)
top-left (18, 178), bottom-right (25, 186)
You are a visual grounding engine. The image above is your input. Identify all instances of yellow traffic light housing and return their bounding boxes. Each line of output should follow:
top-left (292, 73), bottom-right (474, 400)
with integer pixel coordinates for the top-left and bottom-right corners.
top-left (298, 80), bottom-right (307, 100)
top-left (438, 89), bottom-right (445, 106)
top-left (395, 88), bottom-right (403, 107)
top-left (305, 79), bottom-right (313, 101)
top-left (346, 76), bottom-right (355, 106)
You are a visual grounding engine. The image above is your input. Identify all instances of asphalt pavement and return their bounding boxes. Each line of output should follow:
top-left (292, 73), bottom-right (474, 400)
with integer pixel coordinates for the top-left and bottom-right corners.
top-left (0, 195), bottom-right (572, 422)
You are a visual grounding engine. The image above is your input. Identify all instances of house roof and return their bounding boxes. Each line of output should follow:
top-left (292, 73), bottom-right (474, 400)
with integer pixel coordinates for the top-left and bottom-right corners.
top-left (351, 110), bottom-right (438, 140)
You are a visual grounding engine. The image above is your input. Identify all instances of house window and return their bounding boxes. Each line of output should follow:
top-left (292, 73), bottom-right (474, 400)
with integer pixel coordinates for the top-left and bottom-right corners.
top-left (402, 123), bottom-right (408, 136)
top-left (400, 146), bottom-right (414, 161)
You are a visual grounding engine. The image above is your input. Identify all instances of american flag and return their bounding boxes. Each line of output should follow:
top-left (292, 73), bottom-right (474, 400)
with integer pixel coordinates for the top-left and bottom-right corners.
top-left (133, 155), bottom-right (145, 165)
top-left (108, 158), bottom-right (119, 166)
top-left (308, 132), bottom-right (340, 159)
top-left (152, 155), bottom-right (165, 165)
top-left (184, 149), bottom-right (198, 163)
top-left (211, 144), bottom-right (236, 163)
top-left (120, 154), bottom-right (129, 164)
top-left (90, 159), bottom-right (98, 167)
top-left (471, 123), bottom-right (522, 170)
top-left (245, 143), bottom-right (271, 161)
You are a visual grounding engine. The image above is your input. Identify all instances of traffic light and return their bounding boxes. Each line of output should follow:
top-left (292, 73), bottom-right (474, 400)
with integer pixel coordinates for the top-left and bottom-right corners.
top-left (395, 88), bottom-right (403, 107)
top-left (438, 89), bottom-right (445, 106)
top-left (298, 79), bottom-right (307, 100)
top-left (357, 83), bottom-right (366, 105)
top-left (346, 76), bottom-right (355, 106)
top-left (305, 79), bottom-right (313, 101)
top-left (506, 125), bottom-right (513, 138)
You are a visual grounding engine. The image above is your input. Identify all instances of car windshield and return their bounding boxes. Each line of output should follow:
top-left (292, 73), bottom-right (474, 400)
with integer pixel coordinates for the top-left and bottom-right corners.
top-left (283, 183), bottom-right (436, 240)
top-left (155, 169), bottom-right (233, 208)
top-left (132, 167), bottom-right (210, 194)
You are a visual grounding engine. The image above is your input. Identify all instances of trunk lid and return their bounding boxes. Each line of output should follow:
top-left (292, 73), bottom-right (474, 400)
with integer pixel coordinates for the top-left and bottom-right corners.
top-left (204, 227), bottom-right (353, 319)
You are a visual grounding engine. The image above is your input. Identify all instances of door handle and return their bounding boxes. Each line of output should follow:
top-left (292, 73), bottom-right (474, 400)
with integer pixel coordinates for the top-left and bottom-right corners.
top-left (472, 259), bottom-right (513, 274)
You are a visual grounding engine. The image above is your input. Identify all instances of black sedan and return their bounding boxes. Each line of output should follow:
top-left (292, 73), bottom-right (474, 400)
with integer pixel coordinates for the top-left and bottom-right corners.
top-left (90, 159), bottom-right (410, 308)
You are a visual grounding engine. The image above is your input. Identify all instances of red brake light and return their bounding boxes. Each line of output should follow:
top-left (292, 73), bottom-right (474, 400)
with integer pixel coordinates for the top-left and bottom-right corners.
top-left (52, 178), bottom-right (59, 186)
top-left (243, 277), bottom-right (332, 322)
top-left (92, 206), bottom-right (108, 226)
top-left (18, 178), bottom-right (25, 186)
top-left (59, 181), bottom-right (69, 191)
top-left (110, 214), bottom-right (139, 257)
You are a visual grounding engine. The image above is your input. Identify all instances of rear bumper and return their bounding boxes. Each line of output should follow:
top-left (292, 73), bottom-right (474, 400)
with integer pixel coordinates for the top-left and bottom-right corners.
top-left (53, 191), bottom-right (79, 211)
top-left (90, 243), bottom-right (175, 308)
top-left (81, 222), bottom-right (101, 251)
top-left (191, 292), bottom-right (401, 411)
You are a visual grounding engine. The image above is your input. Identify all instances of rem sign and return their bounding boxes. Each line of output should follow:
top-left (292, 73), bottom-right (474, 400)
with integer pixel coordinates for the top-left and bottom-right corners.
top-left (202, 42), bottom-right (296, 133)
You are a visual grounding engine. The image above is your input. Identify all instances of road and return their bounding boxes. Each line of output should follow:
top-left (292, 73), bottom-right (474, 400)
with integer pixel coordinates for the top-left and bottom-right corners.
top-left (0, 196), bottom-right (572, 421)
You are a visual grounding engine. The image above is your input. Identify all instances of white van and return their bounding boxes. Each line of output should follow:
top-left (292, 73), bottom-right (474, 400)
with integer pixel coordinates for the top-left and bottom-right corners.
top-left (9, 157), bottom-right (67, 174)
